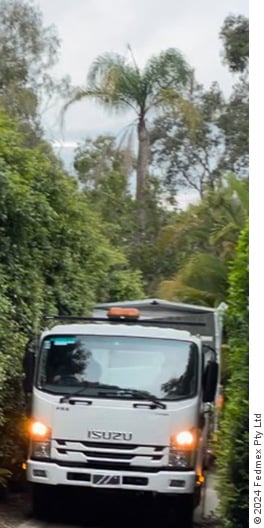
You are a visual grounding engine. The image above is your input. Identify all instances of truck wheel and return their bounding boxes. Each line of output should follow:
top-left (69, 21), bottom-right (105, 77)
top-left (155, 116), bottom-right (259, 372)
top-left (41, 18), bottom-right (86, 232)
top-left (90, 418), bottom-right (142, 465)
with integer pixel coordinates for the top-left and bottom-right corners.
top-left (194, 482), bottom-right (202, 508)
top-left (166, 494), bottom-right (194, 528)
top-left (32, 483), bottom-right (53, 520)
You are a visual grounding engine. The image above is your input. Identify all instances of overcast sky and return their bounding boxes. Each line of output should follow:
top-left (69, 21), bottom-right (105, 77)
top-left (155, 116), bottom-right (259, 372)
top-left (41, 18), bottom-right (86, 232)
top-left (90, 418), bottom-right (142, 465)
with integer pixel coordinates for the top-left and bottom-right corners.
top-left (36, 0), bottom-right (249, 144)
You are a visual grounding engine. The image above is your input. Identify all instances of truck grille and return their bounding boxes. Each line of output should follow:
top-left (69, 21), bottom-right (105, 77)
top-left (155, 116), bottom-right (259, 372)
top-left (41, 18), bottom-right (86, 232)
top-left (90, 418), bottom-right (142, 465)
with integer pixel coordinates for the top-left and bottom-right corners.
top-left (66, 472), bottom-right (148, 486)
top-left (52, 439), bottom-right (167, 468)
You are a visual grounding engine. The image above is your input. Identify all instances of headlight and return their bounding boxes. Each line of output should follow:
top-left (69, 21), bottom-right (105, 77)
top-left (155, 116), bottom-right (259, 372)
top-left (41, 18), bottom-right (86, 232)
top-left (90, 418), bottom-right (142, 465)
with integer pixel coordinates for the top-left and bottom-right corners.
top-left (28, 419), bottom-right (51, 460)
top-left (175, 431), bottom-right (194, 447)
top-left (28, 420), bottom-right (51, 440)
top-left (169, 449), bottom-right (193, 468)
top-left (30, 440), bottom-right (51, 459)
top-left (169, 429), bottom-right (197, 469)
top-left (171, 429), bottom-right (197, 449)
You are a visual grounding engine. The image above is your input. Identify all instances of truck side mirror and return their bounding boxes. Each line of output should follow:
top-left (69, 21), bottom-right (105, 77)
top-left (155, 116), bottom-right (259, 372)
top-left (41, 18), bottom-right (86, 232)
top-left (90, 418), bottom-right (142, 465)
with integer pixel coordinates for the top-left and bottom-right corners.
top-left (22, 337), bottom-right (37, 394)
top-left (202, 360), bottom-right (219, 403)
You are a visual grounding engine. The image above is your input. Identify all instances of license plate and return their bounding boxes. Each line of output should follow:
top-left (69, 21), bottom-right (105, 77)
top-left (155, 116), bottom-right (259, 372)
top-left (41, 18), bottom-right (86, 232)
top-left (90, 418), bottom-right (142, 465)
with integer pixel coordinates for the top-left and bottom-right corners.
top-left (92, 474), bottom-right (120, 486)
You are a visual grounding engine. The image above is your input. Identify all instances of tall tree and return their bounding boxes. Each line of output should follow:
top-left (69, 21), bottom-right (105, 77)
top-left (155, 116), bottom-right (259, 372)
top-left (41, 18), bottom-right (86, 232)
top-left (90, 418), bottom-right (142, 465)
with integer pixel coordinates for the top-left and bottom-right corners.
top-left (218, 15), bottom-right (249, 178)
top-left (73, 134), bottom-right (172, 293)
top-left (151, 82), bottom-right (224, 198)
top-left (65, 48), bottom-right (192, 201)
top-left (73, 135), bottom-right (136, 248)
top-left (0, 0), bottom-right (70, 141)
top-left (220, 15), bottom-right (249, 73)
top-left (150, 15), bottom-right (249, 196)
top-left (218, 77), bottom-right (248, 178)
top-left (74, 135), bottom-right (133, 191)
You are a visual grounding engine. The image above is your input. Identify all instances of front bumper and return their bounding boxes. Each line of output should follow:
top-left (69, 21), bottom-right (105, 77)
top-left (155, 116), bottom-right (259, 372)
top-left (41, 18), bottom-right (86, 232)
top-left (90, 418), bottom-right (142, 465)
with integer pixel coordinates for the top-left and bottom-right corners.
top-left (27, 460), bottom-right (196, 495)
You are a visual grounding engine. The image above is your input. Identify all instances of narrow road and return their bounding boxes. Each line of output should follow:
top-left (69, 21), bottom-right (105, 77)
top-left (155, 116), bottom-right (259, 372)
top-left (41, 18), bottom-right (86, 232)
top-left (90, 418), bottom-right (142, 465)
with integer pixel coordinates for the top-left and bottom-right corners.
top-left (17, 472), bottom-right (218, 528)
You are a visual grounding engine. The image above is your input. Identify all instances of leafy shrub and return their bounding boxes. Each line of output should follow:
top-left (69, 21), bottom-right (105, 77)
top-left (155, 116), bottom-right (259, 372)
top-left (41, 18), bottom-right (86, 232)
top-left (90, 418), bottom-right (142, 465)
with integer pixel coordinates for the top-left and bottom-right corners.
top-left (0, 468), bottom-right (11, 488)
top-left (216, 221), bottom-right (248, 528)
top-left (0, 109), bottom-right (145, 489)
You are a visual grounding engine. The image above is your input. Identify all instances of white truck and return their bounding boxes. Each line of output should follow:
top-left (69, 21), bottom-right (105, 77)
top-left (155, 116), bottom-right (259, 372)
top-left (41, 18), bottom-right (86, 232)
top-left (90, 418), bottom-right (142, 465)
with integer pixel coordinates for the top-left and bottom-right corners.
top-left (23, 299), bottom-right (224, 525)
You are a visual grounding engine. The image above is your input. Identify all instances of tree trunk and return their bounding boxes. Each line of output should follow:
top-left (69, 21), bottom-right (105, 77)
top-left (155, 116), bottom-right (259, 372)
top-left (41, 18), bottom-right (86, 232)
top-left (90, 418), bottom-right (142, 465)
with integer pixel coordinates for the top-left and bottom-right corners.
top-left (136, 115), bottom-right (149, 201)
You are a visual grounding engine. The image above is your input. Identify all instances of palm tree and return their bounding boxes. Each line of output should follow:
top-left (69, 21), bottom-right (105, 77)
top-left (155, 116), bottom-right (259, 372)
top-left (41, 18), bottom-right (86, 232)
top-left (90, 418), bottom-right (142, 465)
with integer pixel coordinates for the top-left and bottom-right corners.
top-left (64, 48), bottom-right (192, 201)
top-left (156, 175), bottom-right (248, 305)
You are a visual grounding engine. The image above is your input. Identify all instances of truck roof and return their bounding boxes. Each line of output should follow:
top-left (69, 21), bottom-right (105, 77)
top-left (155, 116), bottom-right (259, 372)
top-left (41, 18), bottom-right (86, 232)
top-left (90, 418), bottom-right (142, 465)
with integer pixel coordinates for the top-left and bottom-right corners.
top-left (93, 298), bottom-right (224, 347)
top-left (94, 298), bottom-right (218, 314)
top-left (42, 323), bottom-right (193, 341)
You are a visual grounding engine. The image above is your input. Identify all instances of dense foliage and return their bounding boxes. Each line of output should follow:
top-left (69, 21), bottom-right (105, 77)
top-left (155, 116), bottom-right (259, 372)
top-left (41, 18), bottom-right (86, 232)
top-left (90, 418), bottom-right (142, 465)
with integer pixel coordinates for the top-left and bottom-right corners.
top-left (0, 109), bottom-right (144, 480)
top-left (156, 175), bottom-right (248, 305)
top-left (219, 15), bottom-right (249, 73)
top-left (216, 222), bottom-right (249, 527)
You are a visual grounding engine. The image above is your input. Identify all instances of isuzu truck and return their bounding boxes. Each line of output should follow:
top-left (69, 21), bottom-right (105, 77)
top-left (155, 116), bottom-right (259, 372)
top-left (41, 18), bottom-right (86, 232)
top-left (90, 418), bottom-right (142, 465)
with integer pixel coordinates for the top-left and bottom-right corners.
top-left (23, 299), bottom-right (224, 525)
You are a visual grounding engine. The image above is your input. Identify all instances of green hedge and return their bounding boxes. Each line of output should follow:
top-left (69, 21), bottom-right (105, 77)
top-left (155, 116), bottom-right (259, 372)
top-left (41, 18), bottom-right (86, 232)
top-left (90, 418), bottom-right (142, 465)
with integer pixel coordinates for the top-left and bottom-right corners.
top-left (216, 221), bottom-right (248, 528)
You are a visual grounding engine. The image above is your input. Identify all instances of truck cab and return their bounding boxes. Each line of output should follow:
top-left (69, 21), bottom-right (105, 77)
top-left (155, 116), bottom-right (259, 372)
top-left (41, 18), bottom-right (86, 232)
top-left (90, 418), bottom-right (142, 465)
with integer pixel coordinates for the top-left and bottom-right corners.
top-left (24, 299), bottom-right (223, 525)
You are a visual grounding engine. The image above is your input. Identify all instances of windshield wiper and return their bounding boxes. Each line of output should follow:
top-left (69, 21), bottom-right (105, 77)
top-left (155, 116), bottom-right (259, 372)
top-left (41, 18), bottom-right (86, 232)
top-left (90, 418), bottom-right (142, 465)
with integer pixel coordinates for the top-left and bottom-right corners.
top-left (97, 387), bottom-right (167, 409)
top-left (59, 382), bottom-right (120, 404)
top-left (60, 383), bottom-right (166, 409)
top-left (60, 382), bottom-right (95, 403)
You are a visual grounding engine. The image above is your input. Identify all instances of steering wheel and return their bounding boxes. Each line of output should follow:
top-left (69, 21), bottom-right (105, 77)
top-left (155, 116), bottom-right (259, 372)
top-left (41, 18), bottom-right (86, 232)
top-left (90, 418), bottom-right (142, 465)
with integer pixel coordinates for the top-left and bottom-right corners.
top-left (57, 375), bottom-right (81, 385)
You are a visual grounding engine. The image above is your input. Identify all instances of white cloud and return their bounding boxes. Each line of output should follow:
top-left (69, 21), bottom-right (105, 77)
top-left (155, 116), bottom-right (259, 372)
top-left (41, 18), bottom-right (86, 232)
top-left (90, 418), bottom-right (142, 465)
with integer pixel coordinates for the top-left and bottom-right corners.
top-left (52, 140), bottom-right (79, 148)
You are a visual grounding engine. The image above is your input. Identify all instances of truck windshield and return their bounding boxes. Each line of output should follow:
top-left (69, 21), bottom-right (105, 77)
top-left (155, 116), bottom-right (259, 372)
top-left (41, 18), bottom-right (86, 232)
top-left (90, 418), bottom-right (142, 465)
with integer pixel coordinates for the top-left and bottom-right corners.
top-left (36, 335), bottom-right (198, 401)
